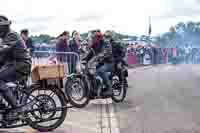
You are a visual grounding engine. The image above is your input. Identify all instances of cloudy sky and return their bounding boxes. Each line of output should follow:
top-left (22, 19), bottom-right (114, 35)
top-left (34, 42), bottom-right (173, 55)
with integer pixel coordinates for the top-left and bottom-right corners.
top-left (1, 0), bottom-right (200, 36)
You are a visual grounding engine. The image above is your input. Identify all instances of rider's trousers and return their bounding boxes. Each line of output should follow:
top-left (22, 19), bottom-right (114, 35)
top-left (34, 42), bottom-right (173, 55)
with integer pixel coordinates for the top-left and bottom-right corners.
top-left (0, 64), bottom-right (17, 108)
top-left (96, 63), bottom-right (113, 90)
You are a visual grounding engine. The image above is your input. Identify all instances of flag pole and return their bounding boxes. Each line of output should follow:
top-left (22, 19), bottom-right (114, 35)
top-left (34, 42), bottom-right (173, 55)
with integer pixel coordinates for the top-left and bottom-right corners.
top-left (148, 16), bottom-right (151, 46)
top-left (148, 16), bottom-right (153, 64)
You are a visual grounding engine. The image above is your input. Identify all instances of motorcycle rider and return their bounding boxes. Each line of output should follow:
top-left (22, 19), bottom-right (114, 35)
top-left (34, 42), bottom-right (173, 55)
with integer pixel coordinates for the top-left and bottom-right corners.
top-left (0, 15), bottom-right (31, 109)
top-left (82, 30), bottom-right (113, 96)
top-left (103, 30), bottom-right (128, 87)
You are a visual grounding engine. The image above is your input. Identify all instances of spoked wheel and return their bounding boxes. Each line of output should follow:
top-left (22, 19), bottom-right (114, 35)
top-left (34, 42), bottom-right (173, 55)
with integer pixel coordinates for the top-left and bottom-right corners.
top-left (112, 75), bottom-right (127, 103)
top-left (24, 85), bottom-right (67, 132)
top-left (65, 77), bottom-right (90, 108)
top-left (30, 94), bottom-right (56, 120)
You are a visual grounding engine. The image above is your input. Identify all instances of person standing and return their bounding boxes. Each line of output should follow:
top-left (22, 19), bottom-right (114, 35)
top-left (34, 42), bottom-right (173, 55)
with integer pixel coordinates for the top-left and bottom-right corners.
top-left (56, 31), bottom-right (70, 63)
top-left (69, 31), bottom-right (81, 74)
top-left (20, 29), bottom-right (34, 55)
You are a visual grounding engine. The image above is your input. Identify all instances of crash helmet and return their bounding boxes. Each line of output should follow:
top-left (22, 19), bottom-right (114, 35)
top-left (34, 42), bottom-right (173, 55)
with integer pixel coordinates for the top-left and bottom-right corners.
top-left (0, 15), bottom-right (11, 38)
top-left (87, 29), bottom-right (103, 43)
top-left (104, 30), bottom-right (113, 39)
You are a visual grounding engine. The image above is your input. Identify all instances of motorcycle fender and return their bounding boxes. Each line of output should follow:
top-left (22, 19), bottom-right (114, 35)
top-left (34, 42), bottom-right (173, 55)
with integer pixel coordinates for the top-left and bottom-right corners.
top-left (65, 74), bottom-right (88, 91)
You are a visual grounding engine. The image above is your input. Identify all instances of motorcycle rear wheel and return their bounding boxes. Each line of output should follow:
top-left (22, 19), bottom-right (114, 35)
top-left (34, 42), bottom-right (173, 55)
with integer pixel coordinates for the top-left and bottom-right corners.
top-left (24, 85), bottom-right (67, 132)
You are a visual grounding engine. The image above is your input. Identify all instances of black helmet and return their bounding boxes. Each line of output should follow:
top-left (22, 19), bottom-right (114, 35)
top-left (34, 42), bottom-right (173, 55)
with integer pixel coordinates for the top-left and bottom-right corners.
top-left (0, 15), bottom-right (11, 26)
top-left (0, 15), bottom-right (11, 38)
top-left (87, 30), bottom-right (102, 40)
top-left (104, 30), bottom-right (113, 38)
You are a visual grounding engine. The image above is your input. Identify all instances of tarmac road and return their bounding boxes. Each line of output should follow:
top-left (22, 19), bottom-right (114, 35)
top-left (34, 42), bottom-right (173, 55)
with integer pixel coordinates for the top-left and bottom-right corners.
top-left (4, 64), bottom-right (200, 133)
top-left (115, 64), bottom-right (200, 133)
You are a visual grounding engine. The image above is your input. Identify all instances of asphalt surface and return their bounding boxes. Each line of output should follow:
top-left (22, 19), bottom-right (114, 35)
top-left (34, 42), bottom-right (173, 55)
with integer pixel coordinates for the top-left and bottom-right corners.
top-left (3, 64), bottom-right (200, 133)
top-left (114, 64), bottom-right (200, 133)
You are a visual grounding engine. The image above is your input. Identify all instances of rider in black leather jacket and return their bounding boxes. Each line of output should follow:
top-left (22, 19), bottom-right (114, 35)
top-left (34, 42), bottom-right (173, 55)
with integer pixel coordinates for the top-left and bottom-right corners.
top-left (104, 31), bottom-right (128, 87)
top-left (0, 15), bottom-right (31, 109)
top-left (82, 30), bottom-right (113, 96)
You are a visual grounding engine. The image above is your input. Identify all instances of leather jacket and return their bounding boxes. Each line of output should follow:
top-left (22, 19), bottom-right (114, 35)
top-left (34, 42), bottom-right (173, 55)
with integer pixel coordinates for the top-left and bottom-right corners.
top-left (83, 39), bottom-right (113, 64)
top-left (0, 31), bottom-right (31, 77)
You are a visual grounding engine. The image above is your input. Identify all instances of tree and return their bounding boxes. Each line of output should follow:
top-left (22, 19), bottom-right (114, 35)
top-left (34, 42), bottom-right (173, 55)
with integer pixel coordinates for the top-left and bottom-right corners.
top-left (140, 35), bottom-right (148, 41)
top-left (31, 34), bottom-right (55, 44)
top-left (175, 22), bottom-right (186, 32)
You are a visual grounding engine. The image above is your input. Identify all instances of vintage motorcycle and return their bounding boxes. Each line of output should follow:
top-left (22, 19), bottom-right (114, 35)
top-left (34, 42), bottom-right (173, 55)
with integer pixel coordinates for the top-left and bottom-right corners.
top-left (0, 77), bottom-right (67, 132)
top-left (65, 53), bottom-right (128, 108)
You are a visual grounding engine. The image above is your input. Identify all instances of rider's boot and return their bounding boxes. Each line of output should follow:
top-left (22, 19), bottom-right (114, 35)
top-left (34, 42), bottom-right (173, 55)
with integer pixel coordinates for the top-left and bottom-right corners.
top-left (2, 89), bottom-right (21, 120)
top-left (2, 89), bottom-right (17, 109)
top-left (3, 88), bottom-right (28, 114)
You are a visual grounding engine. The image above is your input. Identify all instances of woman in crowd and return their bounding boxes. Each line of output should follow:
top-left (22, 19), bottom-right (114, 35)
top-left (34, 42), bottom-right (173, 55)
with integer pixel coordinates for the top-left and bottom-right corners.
top-left (69, 31), bottom-right (81, 74)
top-left (56, 31), bottom-right (70, 63)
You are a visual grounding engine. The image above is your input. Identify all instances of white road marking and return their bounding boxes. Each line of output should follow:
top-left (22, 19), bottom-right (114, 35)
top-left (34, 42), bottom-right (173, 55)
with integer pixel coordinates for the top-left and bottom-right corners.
top-left (106, 99), bottom-right (120, 133)
top-left (96, 99), bottom-right (120, 133)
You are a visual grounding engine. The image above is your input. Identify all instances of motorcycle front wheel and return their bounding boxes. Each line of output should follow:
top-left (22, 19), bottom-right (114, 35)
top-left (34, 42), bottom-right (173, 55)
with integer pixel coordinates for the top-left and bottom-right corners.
top-left (24, 85), bottom-right (67, 132)
top-left (65, 76), bottom-right (90, 108)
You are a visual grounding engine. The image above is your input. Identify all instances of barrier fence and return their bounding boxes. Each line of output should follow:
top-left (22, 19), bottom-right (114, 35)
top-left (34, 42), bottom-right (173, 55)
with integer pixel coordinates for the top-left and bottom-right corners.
top-left (32, 51), bottom-right (80, 78)
top-left (126, 48), bottom-right (200, 66)
top-left (31, 48), bottom-right (200, 77)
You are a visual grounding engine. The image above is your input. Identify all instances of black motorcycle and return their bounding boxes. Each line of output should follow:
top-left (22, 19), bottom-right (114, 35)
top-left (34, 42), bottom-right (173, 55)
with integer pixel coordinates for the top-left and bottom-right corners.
top-left (65, 54), bottom-right (128, 108)
top-left (0, 78), bottom-right (67, 132)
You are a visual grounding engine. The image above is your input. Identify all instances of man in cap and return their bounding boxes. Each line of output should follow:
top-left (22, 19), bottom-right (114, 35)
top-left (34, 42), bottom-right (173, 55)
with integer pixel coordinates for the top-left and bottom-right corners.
top-left (20, 29), bottom-right (34, 55)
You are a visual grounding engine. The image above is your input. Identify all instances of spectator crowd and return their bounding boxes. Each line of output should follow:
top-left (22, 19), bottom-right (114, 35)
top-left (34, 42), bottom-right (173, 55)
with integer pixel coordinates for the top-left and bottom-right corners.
top-left (20, 29), bottom-right (200, 68)
top-left (126, 43), bottom-right (200, 66)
